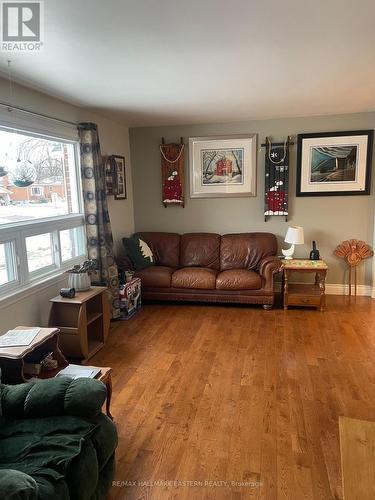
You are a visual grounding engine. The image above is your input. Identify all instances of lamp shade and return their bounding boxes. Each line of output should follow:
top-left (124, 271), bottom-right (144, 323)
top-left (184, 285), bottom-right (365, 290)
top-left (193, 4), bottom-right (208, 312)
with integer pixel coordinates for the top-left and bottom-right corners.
top-left (284, 226), bottom-right (304, 245)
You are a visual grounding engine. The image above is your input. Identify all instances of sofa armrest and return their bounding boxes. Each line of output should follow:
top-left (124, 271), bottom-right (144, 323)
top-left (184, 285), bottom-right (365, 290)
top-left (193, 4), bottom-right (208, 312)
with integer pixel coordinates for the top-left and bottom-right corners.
top-left (1, 377), bottom-right (107, 419)
top-left (0, 469), bottom-right (38, 500)
top-left (116, 255), bottom-right (134, 271)
top-left (258, 256), bottom-right (282, 290)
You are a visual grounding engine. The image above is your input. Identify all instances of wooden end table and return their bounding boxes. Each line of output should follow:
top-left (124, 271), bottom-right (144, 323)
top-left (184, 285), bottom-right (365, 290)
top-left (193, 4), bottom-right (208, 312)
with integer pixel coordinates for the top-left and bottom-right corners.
top-left (48, 286), bottom-right (110, 362)
top-left (0, 327), bottom-right (68, 384)
top-left (282, 259), bottom-right (328, 311)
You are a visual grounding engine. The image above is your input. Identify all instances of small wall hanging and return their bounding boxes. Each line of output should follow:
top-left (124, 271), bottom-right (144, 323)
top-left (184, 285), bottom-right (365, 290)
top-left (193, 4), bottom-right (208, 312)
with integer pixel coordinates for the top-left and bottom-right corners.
top-left (264, 136), bottom-right (292, 221)
top-left (334, 239), bottom-right (373, 296)
top-left (103, 155), bottom-right (127, 200)
top-left (112, 155), bottom-right (126, 200)
top-left (104, 155), bottom-right (115, 196)
top-left (160, 138), bottom-right (184, 207)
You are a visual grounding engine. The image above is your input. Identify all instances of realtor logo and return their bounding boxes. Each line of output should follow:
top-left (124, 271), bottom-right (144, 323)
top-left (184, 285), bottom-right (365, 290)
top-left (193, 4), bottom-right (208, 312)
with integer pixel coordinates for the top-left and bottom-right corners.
top-left (1, 1), bottom-right (44, 52)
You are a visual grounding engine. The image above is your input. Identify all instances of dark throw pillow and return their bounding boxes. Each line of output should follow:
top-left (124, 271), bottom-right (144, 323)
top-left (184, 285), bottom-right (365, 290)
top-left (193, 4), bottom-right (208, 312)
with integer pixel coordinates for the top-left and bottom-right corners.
top-left (122, 237), bottom-right (155, 271)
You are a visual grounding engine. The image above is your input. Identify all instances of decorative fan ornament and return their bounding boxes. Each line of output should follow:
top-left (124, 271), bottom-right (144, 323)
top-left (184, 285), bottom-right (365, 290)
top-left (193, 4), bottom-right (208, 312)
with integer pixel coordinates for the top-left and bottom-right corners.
top-left (334, 239), bottom-right (373, 266)
top-left (334, 239), bottom-right (373, 296)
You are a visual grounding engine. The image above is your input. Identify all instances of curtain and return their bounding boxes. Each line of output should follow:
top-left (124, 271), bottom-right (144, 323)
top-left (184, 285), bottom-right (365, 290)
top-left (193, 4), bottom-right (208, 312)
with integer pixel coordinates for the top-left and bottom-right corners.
top-left (78, 122), bottom-right (120, 319)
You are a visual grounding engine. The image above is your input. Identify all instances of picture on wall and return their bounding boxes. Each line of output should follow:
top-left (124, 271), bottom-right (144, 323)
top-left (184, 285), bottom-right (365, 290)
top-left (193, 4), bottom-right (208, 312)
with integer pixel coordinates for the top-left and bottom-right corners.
top-left (297, 130), bottom-right (373, 196)
top-left (201, 148), bottom-right (244, 185)
top-left (104, 156), bottom-right (115, 196)
top-left (189, 135), bottom-right (257, 198)
top-left (113, 155), bottom-right (127, 200)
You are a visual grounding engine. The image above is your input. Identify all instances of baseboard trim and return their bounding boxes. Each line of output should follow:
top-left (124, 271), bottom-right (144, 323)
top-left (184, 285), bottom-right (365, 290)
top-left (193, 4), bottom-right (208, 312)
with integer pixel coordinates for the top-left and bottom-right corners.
top-left (275, 282), bottom-right (374, 297)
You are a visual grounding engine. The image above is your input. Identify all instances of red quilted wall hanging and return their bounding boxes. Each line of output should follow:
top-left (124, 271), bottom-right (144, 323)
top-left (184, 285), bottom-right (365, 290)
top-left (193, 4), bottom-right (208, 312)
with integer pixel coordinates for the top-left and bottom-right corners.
top-left (160, 138), bottom-right (185, 207)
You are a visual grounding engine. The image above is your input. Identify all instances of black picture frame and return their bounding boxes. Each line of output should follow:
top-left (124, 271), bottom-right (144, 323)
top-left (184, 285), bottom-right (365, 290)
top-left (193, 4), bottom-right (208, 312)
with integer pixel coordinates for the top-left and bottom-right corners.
top-left (104, 156), bottom-right (115, 196)
top-left (112, 155), bottom-right (127, 200)
top-left (296, 130), bottom-right (373, 197)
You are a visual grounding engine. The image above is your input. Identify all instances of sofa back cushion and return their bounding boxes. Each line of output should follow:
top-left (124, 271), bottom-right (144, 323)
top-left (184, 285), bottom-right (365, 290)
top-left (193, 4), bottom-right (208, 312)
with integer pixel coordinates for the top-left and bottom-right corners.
top-left (135, 232), bottom-right (180, 268)
top-left (180, 233), bottom-right (221, 269)
top-left (220, 233), bottom-right (277, 271)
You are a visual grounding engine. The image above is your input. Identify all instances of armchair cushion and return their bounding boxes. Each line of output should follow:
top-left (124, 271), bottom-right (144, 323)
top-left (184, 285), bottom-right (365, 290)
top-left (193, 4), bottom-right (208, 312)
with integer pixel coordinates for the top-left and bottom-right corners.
top-left (1, 378), bottom-right (107, 419)
top-left (0, 469), bottom-right (38, 500)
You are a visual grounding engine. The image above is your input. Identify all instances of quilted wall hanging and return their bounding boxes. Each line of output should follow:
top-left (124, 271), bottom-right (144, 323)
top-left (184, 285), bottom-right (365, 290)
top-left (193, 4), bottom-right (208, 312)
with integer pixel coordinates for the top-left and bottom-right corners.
top-left (160, 138), bottom-right (185, 207)
top-left (264, 136), bottom-right (293, 222)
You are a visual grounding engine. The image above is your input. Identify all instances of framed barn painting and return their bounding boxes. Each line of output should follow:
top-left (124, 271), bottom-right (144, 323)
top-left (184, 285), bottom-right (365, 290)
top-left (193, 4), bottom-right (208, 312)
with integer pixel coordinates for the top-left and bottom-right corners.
top-left (189, 134), bottom-right (257, 198)
top-left (296, 130), bottom-right (373, 196)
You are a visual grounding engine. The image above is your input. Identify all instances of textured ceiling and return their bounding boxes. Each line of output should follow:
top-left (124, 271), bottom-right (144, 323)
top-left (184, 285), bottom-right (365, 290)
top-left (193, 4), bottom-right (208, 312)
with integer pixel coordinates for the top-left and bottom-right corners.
top-left (1, 0), bottom-right (375, 126)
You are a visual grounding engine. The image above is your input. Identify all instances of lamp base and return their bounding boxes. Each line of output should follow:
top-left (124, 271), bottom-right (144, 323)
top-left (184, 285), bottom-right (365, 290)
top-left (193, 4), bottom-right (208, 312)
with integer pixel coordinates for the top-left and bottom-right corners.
top-left (281, 244), bottom-right (295, 260)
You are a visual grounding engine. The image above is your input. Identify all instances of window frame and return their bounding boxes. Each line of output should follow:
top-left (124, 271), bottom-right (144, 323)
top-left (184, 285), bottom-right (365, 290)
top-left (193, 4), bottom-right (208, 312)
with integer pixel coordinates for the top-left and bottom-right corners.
top-left (0, 128), bottom-right (86, 300)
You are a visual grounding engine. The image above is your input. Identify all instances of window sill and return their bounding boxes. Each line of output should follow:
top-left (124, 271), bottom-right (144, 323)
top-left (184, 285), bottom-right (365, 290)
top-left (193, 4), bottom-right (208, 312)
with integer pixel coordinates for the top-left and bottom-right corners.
top-left (0, 271), bottom-right (68, 310)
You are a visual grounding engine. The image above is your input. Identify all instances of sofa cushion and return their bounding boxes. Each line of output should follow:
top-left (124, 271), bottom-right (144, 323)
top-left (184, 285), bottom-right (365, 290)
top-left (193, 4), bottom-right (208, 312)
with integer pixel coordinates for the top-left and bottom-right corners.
top-left (122, 236), bottom-right (154, 271)
top-left (216, 269), bottom-right (262, 290)
top-left (220, 233), bottom-right (278, 271)
top-left (180, 233), bottom-right (220, 269)
top-left (135, 266), bottom-right (175, 288)
top-left (136, 232), bottom-right (180, 268)
top-left (172, 267), bottom-right (217, 289)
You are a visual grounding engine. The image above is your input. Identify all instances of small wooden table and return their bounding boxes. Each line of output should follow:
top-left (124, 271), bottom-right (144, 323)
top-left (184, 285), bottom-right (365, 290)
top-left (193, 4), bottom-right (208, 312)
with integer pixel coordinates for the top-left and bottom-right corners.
top-left (96, 367), bottom-right (113, 420)
top-left (0, 327), bottom-right (68, 384)
top-left (282, 259), bottom-right (328, 311)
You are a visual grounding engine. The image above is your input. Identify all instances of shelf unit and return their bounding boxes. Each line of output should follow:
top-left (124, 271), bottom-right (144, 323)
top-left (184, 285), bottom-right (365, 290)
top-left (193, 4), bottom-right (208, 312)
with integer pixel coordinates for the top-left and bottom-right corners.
top-left (48, 286), bottom-right (110, 362)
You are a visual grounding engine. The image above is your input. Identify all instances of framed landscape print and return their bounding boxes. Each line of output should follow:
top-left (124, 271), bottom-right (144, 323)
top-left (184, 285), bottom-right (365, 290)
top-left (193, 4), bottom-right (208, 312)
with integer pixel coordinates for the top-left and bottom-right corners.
top-left (296, 130), bottom-right (373, 196)
top-left (113, 155), bottom-right (127, 200)
top-left (189, 134), bottom-right (257, 198)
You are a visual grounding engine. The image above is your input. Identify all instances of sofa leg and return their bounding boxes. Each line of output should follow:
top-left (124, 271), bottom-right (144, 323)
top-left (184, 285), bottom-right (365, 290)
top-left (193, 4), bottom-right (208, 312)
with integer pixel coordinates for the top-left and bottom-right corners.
top-left (263, 304), bottom-right (272, 310)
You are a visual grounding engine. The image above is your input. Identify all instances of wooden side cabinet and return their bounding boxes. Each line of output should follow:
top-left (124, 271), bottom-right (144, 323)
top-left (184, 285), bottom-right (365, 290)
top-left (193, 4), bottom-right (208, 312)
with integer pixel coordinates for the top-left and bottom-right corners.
top-left (282, 259), bottom-right (328, 311)
top-left (48, 286), bottom-right (110, 362)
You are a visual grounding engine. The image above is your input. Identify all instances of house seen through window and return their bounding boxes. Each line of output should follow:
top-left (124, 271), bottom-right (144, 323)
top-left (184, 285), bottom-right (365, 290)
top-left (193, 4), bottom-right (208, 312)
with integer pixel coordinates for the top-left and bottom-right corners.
top-left (0, 127), bottom-right (86, 296)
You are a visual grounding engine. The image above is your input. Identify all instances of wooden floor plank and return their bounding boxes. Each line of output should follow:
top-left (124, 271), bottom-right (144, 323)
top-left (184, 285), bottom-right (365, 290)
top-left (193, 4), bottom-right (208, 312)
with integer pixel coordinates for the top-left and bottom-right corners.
top-left (339, 416), bottom-right (375, 500)
top-left (95, 297), bottom-right (375, 500)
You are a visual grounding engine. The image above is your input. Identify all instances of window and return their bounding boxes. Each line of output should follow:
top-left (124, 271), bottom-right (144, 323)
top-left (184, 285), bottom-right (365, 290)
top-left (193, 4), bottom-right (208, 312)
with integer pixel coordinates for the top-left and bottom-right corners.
top-left (0, 241), bottom-right (17, 286)
top-left (0, 125), bottom-right (86, 298)
top-left (30, 186), bottom-right (42, 196)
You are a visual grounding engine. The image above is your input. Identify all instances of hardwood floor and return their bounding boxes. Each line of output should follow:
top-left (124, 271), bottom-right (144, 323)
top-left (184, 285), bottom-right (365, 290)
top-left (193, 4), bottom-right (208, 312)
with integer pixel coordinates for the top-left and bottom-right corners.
top-left (91, 296), bottom-right (375, 500)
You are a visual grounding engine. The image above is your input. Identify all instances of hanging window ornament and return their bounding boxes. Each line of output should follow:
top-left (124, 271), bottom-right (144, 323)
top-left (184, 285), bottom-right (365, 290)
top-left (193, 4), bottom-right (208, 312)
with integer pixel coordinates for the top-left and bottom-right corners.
top-left (160, 137), bottom-right (185, 207)
top-left (12, 158), bottom-right (36, 187)
top-left (263, 136), bottom-right (292, 222)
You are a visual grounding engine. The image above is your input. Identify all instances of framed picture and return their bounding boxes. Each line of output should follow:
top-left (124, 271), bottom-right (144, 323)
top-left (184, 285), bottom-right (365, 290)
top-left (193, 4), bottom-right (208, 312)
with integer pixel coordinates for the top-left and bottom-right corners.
top-left (104, 156), bottom-right (115, 196)
top-left (189, 134), bottom-right (257, 198)
top-left (112, 155), bottom-right (127, 200)
top-left (296, 130), bottom-right (373, 196)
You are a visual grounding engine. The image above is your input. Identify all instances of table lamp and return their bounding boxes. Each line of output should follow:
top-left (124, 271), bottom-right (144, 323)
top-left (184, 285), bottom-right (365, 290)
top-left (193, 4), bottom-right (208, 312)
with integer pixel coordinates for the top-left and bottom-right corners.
top-left (282, 226), bottom-right (304, 259)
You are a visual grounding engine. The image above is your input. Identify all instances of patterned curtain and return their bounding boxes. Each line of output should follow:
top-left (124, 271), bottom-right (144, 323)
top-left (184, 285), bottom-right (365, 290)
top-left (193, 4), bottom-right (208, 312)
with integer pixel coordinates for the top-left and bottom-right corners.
top-left (78, 122), bottom-right (120, 319)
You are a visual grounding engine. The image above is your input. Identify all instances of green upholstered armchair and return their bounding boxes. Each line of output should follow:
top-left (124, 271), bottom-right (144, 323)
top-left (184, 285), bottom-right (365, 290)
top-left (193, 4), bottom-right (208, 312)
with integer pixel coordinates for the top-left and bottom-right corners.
top-left (0, 377), bottom-right (118, 500)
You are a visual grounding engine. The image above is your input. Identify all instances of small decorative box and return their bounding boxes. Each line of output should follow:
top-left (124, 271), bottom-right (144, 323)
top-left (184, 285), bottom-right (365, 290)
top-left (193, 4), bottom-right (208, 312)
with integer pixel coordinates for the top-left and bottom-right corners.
top-left (119, 277), bottom-right (141, 320)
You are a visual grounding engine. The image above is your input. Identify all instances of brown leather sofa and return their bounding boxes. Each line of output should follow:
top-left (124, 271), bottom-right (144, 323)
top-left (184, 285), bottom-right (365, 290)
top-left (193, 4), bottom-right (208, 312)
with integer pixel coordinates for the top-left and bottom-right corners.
top-left (117, 232), bottom-right (281, 309)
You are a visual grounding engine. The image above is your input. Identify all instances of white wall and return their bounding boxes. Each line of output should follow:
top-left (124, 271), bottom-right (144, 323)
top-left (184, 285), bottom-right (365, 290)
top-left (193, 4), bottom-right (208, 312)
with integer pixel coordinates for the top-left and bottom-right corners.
top-left (130, 112), bottom-right (375, 287)
top-left (0, 79), bottom-right (135, 333)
